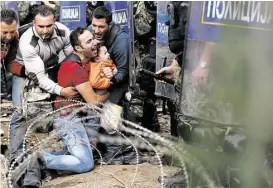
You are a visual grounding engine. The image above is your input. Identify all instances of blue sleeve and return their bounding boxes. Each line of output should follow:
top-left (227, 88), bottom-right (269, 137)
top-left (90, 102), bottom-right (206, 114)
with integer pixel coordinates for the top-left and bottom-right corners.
top-left (112, 37), bottom-right (129, 85)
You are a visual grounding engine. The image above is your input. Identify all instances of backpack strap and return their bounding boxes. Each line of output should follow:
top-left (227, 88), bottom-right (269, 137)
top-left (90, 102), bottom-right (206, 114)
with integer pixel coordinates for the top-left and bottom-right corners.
top-left (18, 23), bottom-right (33, 38)
top-left (61, 53), bottom-right (89, 73)
top-left (62, 53), bottom-right (81, 64)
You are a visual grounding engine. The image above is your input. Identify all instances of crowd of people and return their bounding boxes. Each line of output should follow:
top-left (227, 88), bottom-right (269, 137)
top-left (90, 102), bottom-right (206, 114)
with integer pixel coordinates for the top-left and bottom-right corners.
top-left (1, 4), bottom-right (134, 188)
top-left (0, 2), bottom-right (212, 188)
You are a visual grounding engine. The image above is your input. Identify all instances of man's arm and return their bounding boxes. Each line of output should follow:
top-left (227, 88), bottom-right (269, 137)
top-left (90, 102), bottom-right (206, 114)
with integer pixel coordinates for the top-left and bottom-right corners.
top-left (75, 82), bottom-right (108, 104)
top-left (111, 38), bottom-right (129, 84)
top-left (7, 60), bottom-right (26, 77)
top-left (4, 38), bottom-right (26, 77)
top-left (155, 58), bottom-right (178, 79)
top-left (199, 42), bottom-right (214, 64)
top-left (20, 39), bottom-right (63, 95)
top-left (192, 42), bottom-right (215, 87)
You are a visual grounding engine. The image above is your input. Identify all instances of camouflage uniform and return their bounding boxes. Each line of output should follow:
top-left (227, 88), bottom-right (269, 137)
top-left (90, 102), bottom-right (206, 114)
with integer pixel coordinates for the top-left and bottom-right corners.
top-left (86, 1), bottom-right (104, 27)
top-left (133, 1), bottom-right (155, 37)
top-left (166, 54), bottom-right (182, 136)
top-left (18, 1), bottom-right (41, 26)
top-left (18, 2), bottom-right (30, 23)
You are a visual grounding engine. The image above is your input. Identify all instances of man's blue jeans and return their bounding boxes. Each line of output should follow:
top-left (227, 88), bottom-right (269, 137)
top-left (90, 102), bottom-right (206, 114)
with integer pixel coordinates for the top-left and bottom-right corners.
top-left (42, 115), bottom-right (100, 173)
top-left (10, 103), bottom-right (53, 162)
top-left (12, 75), bottom-right (25, 106)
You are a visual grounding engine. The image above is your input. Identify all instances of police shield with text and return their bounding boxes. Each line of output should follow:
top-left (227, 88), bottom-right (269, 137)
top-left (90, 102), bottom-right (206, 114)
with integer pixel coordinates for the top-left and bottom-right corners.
top-left (162, 1), bottom-right (273, 187)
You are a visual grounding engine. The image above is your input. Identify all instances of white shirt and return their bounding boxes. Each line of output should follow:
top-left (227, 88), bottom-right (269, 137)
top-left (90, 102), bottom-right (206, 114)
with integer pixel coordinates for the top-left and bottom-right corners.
top-left (16, 22), bottom-right (73, 101)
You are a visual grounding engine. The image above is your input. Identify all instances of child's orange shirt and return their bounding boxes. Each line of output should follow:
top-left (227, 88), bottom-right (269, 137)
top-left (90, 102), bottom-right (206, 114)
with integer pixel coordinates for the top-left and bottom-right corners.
top-left (89, 59), bottom-right (116, 89)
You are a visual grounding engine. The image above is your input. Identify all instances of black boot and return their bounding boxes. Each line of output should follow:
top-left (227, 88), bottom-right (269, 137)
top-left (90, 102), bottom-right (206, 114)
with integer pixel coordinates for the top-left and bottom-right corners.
top-left (142, 98), bottom-right (160, 132)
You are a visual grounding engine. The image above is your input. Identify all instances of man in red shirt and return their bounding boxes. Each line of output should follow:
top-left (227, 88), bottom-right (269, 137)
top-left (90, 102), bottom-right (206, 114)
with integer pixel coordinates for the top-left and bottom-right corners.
top-left (41, 27), bottom-right (107, 174)
top-left (11, 28), bottom-right (108, 188)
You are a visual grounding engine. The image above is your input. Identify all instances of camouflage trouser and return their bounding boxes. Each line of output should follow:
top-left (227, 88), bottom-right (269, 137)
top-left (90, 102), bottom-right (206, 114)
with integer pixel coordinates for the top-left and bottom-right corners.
top-left (133, 1), bottom-right (154, 36)
top-left (10, 102), bottom-right (53, 162)
top-left (167, 88), bottom-right (181, 137)
top-left (167, 100), bottom-right (179, 137)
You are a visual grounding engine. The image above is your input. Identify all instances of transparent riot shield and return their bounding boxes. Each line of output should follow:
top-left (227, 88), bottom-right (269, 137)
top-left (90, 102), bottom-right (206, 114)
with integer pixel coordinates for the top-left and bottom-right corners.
top-left (155, 1), bottom-right (176, 100)
top-left (180, 1), bottom-right (273, 125)
top-left (176, 1), bottom-right (273, 187)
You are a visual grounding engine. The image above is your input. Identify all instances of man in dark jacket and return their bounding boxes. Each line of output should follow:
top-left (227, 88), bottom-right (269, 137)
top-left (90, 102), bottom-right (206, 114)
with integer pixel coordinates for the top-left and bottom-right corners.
top-left (87, 6), bottom-right (137, 165)
top-left (0, 9), bottom-right (26, 102)
top-left (87, 6), bottom-right (129, 105)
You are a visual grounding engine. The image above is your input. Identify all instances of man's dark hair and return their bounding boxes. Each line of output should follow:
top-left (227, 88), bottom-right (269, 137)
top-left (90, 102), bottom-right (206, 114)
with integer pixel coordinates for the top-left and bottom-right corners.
top-left (0, 9), bottom-right (17, 25)
top-left (92, 6), bottom-right (112, 24)
top-left (33, 5), bottom-right (55, 19)
top-left (70, 27), bottom-right (85, 51)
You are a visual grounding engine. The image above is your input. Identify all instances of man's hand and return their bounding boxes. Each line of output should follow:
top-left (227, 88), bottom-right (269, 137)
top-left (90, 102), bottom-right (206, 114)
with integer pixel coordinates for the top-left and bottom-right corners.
top-left (155, 58), bottom-right (178, 80)
top-left (155, 66), bottom-right (175, 79)
top-left (60, 87), bottom-right (78, 98)
top-left (102, 67), bottom-right (114, 79)
top-left (192, 62), bottom-right (209, 87)
top-left (28, 72), bottom-right (39, 85)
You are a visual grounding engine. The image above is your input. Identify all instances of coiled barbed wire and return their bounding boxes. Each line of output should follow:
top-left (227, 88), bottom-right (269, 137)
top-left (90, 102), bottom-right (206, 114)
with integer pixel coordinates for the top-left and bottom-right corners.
top-left (6, 98), bottom-right (218, 188)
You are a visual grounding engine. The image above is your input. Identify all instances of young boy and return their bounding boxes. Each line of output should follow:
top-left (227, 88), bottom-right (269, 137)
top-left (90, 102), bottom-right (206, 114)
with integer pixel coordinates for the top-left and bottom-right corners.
top-left (89, 46), bottom-right (121, 134)
top-left (89, 46), bottom-right (117, 94)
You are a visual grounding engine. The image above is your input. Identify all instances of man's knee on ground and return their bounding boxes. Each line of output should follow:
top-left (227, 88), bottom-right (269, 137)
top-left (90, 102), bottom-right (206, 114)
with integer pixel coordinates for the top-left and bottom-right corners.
top-left (77, 160), bottom-right (94, 173)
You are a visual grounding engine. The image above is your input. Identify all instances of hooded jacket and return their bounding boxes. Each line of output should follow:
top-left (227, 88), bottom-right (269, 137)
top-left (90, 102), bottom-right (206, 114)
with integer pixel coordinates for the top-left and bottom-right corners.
top-left (87, 23), bottom-right (130, 103)
top-left (16, 22), bottom-right (73, 101)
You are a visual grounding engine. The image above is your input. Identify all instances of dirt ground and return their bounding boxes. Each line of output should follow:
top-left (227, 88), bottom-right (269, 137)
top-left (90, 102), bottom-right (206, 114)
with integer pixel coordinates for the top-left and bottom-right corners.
top-left (1, 99), bottom-right (178, 188)
top-left (43, 164), bottom-right (179, 188)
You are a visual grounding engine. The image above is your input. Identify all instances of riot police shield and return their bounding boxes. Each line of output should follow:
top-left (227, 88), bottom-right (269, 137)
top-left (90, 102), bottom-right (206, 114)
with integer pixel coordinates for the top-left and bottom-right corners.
top-left (60, 1), bottom-right (86, 30)
top-left (174, 1), bottom-right (273, 187)
top-left (1, 2), bottom-right (19, 24)
top-left (179, 1), bottom-right (273, 125)
top-left (155, 1), bottom-right (176, 100)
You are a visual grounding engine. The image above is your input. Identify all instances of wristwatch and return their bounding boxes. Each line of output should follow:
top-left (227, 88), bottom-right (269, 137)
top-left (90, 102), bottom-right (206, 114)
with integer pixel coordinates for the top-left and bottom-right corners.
top-left (199, 61), bottom-right (207, 68)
